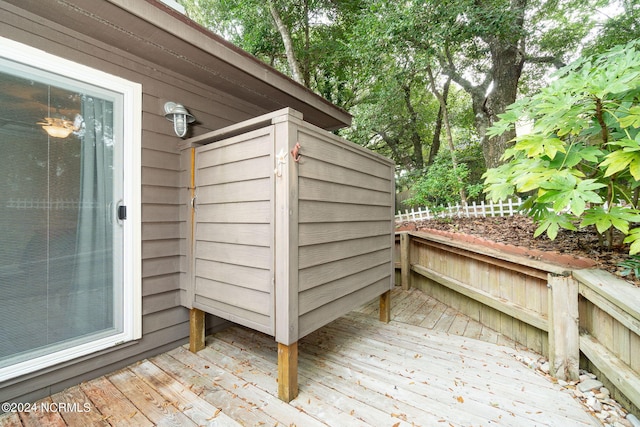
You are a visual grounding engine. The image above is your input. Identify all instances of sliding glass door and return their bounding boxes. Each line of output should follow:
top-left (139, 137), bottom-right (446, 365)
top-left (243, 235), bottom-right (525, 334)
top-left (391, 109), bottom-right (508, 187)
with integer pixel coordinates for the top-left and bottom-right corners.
top-left (0, 38), bottom-right (140, 380)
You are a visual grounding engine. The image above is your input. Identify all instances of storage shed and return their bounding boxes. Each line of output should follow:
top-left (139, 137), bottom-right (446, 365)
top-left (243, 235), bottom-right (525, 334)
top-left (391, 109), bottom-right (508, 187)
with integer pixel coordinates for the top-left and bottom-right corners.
top-left (180, 108), bottom-right (395, 401)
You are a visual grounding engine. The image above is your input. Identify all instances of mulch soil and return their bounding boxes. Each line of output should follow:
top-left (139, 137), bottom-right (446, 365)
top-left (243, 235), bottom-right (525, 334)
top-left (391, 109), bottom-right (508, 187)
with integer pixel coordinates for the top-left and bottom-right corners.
top-left (397, 214), bottom-right (639, 286)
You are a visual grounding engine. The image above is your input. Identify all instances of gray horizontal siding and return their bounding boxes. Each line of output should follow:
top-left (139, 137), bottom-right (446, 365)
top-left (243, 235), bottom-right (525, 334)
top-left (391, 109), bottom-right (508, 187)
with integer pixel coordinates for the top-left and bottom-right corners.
top-left (193, 128), bottom-right (274, 335)
top-left (298, 235), bottom-right (392, 269)
top-left (298, 278), bottom-right (390, 339)
top-left (296, 122), bottom-right (395, 339)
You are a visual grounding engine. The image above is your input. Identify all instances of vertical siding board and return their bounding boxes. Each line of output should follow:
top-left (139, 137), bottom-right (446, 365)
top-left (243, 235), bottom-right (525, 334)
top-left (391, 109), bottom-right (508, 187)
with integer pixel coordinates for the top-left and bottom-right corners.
top-left (524, 275), bottom-right (545, 352)
top-left (614, 321), bottom-right (631, 365)
top-left (631, 332), bottom-right (640, 373)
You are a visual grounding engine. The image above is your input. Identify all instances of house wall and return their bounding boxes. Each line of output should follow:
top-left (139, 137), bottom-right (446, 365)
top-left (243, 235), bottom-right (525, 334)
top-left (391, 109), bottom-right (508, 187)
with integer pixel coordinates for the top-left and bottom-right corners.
top-left (0, 1), bottom-right (263, 404)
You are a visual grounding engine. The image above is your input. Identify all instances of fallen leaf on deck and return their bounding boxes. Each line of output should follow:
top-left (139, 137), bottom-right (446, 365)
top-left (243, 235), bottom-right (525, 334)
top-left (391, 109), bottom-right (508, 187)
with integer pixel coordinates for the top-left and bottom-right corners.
top-left (206, 408), bottom-right (222, 420)
top-left (391, 412), bottom-right (408, 421)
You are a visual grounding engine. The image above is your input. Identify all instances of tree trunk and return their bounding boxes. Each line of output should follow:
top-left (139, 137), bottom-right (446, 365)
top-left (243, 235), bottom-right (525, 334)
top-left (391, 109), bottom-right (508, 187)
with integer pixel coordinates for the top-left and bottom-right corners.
top-left (401, 82), bottom-right (424, 171)
top-left (482, 37), bottom-right (524, 168)
top-left (440, 0), bottom-right (526, 169)
top-left (428, 78), bottom-right (450, 166)
top-left (426, 65), bottom-right (466, 204)
top-left (268, 1), bottom-right (304, 84)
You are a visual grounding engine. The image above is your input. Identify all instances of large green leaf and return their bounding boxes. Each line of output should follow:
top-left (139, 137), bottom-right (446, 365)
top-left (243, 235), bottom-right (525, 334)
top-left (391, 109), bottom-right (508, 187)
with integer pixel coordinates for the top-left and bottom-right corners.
top-left (514, 135), bottom-right (565, 159)
top-left (533, 212), bottom-right (577, 240)
top-left (580, 206), bottom-right (640, 234)
top-left (624, 228), bottom-right (640, 255)
top-left (618, 105), bottom-right (640, 128)
top-left (601, 139), bottom-right (640, 179)
top-left (537, 176), bottom-right (605, 216)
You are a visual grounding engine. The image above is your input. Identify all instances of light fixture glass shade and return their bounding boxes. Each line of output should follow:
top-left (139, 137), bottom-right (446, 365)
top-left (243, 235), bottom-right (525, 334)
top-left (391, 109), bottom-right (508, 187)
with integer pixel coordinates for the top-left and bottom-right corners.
top-left (38, 117), bottom-right (78, 139)
top-left (164, 102), bottom-right (195, 137)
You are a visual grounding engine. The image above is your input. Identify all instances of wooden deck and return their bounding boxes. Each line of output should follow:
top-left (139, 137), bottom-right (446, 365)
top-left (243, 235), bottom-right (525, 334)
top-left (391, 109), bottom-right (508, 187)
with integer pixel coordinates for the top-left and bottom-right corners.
top-left (1, 287), bottom-right (599, 426)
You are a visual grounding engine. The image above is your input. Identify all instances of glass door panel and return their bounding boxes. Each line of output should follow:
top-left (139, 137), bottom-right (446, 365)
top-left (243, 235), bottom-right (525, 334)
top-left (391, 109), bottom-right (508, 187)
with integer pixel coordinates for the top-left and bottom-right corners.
top-left (0, 65), bottom-right (123, 369)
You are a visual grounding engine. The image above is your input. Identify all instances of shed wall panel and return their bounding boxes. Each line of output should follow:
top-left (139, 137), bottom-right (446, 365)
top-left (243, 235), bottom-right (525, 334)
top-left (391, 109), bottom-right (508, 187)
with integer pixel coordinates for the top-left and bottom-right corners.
top-left (193, 128), bottom-right (275, 334)
top-left (299, 249), bottom-right (391, 292)
top-left (298, 235), bottom-right (392, 269)
top-left (295, 121), bottom-right (394, 339)
top-left (299, 177), bottom-right (391, 206)
top-left (298, 278), bottom-right (391, 338)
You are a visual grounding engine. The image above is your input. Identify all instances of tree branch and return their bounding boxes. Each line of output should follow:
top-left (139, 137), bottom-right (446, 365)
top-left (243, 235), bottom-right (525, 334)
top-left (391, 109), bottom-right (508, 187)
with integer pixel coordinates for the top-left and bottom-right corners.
top-left (267, 0), bottom-right (304, 84)
top-left (524, 54), bottom-right (566, 69)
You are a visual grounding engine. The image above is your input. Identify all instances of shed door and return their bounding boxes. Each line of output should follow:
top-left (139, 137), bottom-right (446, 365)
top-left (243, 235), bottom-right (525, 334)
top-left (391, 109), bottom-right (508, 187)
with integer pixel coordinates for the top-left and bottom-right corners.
top-left (193, 126), bottom-right (275, 336)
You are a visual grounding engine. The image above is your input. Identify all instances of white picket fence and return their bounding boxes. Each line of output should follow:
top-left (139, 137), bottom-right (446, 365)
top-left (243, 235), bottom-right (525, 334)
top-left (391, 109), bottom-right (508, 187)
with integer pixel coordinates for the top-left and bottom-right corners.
top-left (5, 198), bottom-right (98, 210)
top-left (395, 198), bottom-right (524, 222)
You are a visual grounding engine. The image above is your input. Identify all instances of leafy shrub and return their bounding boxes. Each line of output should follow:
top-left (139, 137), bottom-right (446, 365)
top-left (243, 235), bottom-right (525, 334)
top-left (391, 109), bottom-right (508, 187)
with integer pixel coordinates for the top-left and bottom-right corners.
top-left (406, 150), bottom-right (481, 208)
top-left (483, 41), bottom-right (640, 253)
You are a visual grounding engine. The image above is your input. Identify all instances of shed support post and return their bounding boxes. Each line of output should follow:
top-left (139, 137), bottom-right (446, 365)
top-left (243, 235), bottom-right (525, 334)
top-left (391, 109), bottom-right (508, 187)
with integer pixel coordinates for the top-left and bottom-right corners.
top-left (400, 232), bottom-right (411, 290)
top-left (278, 342), bottom-right (298, 402)
top-left (380, 290), bottom-right (391, 323)
top-left (547, 274), bottom-right (580, 381)
top-left (189, 308), bottom-right (205, 353)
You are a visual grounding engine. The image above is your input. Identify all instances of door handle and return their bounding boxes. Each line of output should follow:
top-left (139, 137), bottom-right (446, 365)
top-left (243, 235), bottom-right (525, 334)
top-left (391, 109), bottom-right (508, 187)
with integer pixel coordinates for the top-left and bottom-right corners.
top-left (117, 204), bottom-right (127, 221)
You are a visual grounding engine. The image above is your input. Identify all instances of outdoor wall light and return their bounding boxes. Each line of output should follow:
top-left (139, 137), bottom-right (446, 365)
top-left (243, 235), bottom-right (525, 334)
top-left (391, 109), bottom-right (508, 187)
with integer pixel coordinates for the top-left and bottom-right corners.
top-left (164, 101), bottom-right (195, 138)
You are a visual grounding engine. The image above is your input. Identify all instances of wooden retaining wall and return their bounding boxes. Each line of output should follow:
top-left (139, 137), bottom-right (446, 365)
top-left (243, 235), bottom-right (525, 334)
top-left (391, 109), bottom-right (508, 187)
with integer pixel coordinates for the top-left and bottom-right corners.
top-left (396, 231), bottom-right (640, 416)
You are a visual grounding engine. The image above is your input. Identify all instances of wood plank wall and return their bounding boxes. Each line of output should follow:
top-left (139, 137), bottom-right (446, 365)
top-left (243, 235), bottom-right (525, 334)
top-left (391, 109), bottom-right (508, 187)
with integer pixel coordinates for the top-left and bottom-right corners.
top-left (191, 128), bottom-right (275, 335)
top-left (296, 122), bottom-right (395, 339)
top-left (396, 231), bottom-right (640, 416)
top-left (405, 234), bottom-right (550, 355)
top-left (574, 269), bottom-right (640, 415)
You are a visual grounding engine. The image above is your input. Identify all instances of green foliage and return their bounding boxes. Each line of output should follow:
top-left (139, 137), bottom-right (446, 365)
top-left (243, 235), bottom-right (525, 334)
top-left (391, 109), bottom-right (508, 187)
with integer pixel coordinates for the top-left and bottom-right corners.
top-left (483, 40), bottom-right (640, 253)
top-left (180, 0), bottom-right (364, 109)
top-left (405, 149), bottom-right (482, 208)
top-left (582, 0), bottom-right (640, 57)
top-left (618, 254), bottom-right (640, 281)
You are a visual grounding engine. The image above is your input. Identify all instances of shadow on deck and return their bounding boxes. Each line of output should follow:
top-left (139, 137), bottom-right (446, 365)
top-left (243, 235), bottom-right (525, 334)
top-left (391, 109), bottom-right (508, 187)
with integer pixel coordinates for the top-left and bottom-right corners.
top-left (0, 287), bottom-right (599, 426)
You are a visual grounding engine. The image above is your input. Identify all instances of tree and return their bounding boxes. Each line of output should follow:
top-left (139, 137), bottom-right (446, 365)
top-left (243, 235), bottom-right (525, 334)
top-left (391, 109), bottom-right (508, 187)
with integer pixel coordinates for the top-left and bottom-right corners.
top-left (583, 0), bottom-right (640, 57)
top-left (340, 2), bottom-right (478, 175)
top-left (483, 41), bottom-right (640, 253)
top-left (180, 0), bottom-right (364, 104)
top-left (390, 0), bottom-right (610, 169)
top-left (267, 0), bottom-right (304, 84)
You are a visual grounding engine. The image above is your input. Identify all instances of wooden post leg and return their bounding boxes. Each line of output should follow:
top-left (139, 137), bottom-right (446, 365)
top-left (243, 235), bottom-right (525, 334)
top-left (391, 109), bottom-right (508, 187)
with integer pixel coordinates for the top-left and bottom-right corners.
top-left (189, 308), bottom-right (205, 353)
top-left (278, 342), bottom-right (298, 402)
top-left (400, 232), bottom-right (411, 290)
top-left (380, 290), bottom-right (391, 323)
top-left (548, 274), bottom-right (580, 381)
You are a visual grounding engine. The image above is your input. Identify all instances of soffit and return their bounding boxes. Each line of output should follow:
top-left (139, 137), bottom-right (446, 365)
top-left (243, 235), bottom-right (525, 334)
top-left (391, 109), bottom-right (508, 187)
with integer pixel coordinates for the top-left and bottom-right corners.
top-left (3, 0), bottom-right (351, 130)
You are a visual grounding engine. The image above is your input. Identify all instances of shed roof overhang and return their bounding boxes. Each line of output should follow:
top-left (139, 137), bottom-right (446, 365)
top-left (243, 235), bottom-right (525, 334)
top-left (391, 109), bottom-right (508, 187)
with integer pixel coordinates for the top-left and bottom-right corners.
top-left (5, 0), bottom-right (351, 131)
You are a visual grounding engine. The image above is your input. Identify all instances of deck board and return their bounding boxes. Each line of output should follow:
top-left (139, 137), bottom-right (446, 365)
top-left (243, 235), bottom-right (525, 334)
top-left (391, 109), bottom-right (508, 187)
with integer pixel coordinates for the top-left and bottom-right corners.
top-left (0, 287), bottom-right (599, 427)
